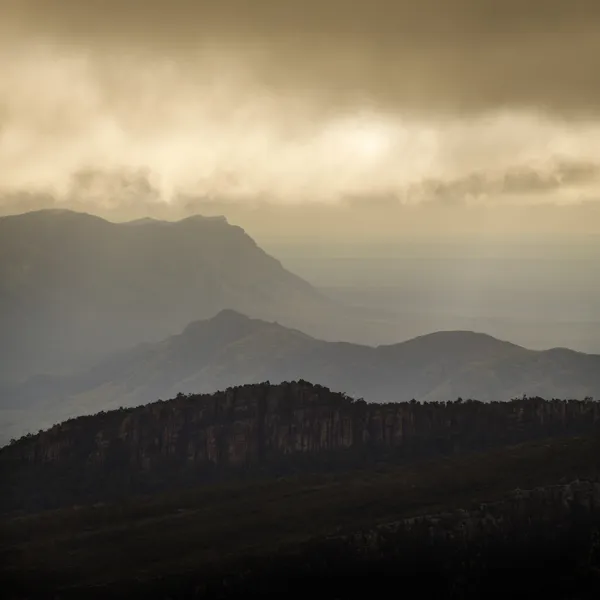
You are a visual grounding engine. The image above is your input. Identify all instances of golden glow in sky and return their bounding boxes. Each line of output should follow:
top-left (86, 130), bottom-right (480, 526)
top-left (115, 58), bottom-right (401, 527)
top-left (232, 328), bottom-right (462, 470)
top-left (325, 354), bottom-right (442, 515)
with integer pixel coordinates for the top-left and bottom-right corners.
top-left (0, 1), bottom-right (599, 221)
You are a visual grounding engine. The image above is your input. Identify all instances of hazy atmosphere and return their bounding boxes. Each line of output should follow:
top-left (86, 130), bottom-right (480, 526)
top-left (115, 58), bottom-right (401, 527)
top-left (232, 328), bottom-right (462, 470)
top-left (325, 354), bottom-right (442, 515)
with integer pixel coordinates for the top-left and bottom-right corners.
top-left (2, 4), bottom-right (600, 597)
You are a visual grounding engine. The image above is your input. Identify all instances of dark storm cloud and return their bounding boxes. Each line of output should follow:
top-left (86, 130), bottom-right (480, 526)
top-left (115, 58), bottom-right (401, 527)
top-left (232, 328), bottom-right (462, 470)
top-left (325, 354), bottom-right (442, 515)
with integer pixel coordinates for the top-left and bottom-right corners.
top-left (502, 162), bottom-right (600, 195)
top-left (60, 160), bottom-right (600, 209)
top-left (411, 161), bottom-right (600, 204)
top-left (5, 159), bottom-right (596, 219)
top-left (4, 0), bottom-right (600, 117)
top-left (2, 0), bottom-right (600, 215)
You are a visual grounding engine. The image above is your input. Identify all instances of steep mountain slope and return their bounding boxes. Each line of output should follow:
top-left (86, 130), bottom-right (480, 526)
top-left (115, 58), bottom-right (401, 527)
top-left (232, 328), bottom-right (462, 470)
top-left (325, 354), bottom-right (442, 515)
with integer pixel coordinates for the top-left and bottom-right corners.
top-left (0, 210), bottom-right (333, 380)
top-left (3, 311), bottom-right (600, 442)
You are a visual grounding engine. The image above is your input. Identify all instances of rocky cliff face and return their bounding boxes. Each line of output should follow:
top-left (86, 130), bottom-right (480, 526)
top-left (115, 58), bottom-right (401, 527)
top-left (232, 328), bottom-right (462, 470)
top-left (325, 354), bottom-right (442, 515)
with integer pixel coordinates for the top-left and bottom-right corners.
top-left (2, 381), bottom-right (599, 511)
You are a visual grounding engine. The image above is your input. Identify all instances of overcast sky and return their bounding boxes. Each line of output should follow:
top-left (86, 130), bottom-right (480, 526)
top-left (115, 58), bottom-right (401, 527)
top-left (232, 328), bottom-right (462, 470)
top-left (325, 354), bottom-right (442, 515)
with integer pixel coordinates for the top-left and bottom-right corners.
top-left (1, 1), bottom-right (600, 237)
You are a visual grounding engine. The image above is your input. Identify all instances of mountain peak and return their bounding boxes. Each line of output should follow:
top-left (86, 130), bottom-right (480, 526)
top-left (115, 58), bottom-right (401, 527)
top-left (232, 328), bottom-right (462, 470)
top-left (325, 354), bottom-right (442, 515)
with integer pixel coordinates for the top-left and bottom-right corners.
top-left (122, 217), bottom-right (161, 226)
top-left (212, 308), bottom-right (252, 322)
top-left (393, 329), bottom-right (524, 351)
top-left (180, 310), bottom-right (263, 340)
top-left (1, 210), bottom-right (231, 228)
top-left (1, 208), bottom-right (107, 224)
top-left (177, 214), bottom-right (228, 225)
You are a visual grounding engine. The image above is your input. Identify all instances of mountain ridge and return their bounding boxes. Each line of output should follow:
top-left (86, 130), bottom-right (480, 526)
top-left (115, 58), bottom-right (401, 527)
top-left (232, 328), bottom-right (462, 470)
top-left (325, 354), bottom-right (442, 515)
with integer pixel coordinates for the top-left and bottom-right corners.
top-left (2, 309), bottom-right (599, 443)
top-left (0, 209), bottom-right (334, 381)
top-left (2, 380), bottom-right (599, 514)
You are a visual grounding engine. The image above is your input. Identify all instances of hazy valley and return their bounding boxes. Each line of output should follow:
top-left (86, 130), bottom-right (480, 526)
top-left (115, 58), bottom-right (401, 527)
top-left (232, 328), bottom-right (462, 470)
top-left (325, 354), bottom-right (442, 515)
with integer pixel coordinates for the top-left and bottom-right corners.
top-left (267, 238), bottom-right (600, 353)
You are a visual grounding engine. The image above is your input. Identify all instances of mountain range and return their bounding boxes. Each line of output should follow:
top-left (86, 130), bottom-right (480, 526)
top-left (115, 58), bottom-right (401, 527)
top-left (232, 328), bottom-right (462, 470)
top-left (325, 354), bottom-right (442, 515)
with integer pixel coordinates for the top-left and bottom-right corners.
top-left (0, 209), bottom-right (337, 381)
top-left (2, 212), bottom-right (600, 597)
top-left (2, 309), bottom-right (599, 444)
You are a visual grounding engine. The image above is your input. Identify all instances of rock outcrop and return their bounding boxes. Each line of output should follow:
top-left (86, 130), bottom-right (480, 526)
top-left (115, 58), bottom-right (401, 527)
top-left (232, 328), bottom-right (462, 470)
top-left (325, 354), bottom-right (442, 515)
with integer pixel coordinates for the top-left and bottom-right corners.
top-left (2, 381), bottom-right (599, 511)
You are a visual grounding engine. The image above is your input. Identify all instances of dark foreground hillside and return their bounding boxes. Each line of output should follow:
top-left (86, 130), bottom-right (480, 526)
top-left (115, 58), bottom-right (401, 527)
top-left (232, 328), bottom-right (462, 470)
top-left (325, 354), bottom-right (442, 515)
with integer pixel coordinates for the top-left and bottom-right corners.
top-left (3, 382), bottom-right (600, 598)
top-left (2, 436), bottom-right (600, 599)
top-left (2, 381), bottom-right (600, 512)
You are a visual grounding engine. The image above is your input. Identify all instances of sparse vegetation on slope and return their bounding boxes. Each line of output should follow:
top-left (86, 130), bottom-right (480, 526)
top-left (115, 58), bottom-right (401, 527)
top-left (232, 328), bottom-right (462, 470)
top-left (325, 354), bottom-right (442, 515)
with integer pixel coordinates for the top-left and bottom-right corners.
top-left (2, 435), bottom-right (599, 598)
top-left (2, 381), bottom-right (599, 513)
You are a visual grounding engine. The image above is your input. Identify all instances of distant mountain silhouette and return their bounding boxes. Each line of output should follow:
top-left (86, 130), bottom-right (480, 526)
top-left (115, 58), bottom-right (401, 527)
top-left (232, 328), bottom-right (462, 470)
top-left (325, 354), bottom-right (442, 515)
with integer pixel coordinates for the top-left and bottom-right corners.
top-left (0, 209), bottom-right (335, 381)
top-left (3, 310), bottom-right (599, 442)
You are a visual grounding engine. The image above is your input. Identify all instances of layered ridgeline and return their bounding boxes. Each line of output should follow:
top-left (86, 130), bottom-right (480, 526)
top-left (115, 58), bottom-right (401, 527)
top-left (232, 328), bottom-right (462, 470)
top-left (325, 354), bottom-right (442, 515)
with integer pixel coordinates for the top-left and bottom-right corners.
top-left (3, 309), bottom-right (600, 443)
top-left (0, 209), bottom-right (336, 381)
top-left (2, 381), bottom-right (599, 512)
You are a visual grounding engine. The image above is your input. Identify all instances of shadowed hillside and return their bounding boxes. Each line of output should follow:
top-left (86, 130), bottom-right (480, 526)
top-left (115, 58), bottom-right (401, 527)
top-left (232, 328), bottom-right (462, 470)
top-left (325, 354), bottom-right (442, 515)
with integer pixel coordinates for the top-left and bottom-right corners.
top-left (2, 434), bottom-right (600, 598)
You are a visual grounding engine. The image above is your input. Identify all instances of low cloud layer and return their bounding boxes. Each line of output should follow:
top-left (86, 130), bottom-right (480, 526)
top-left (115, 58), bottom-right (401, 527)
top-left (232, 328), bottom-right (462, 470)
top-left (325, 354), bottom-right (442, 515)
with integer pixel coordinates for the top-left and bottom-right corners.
top-left (410, 160), bottom-right (600, 206)
top-left (1, 1), bottom-right (600, 211)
